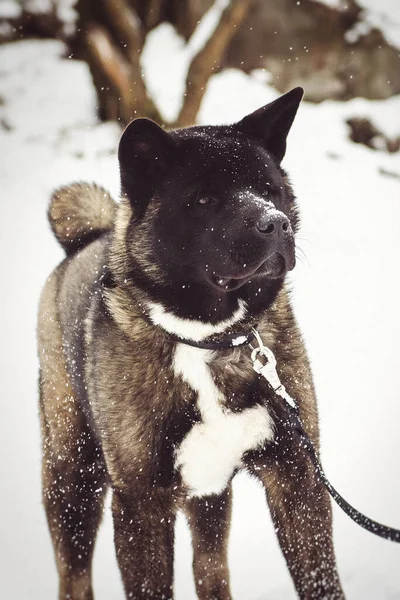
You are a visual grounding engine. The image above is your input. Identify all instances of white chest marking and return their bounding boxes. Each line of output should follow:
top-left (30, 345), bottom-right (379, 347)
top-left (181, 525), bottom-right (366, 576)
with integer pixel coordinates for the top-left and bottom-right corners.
top-left (173, 344), bottom-right (274, 497)
top-left (147, 299), bottom-right (247, 341)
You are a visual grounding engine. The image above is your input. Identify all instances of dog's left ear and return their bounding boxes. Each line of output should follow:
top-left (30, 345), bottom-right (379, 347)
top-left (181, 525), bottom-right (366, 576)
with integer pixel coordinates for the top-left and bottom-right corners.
top-left (234, 87), bottom-right (304, 164)
top-left (118, 118), bottom-right (176, 217)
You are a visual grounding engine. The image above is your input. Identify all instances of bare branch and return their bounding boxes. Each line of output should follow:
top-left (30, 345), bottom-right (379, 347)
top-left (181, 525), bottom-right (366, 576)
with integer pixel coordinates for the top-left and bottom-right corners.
top-left (144, 0), bottom-right (164, 30)
top-left (76, 0), bottom-right (251, 127)
top-left (176, 0), bottom-right (254, 127)
top-left (102, 0), bottom-right (143, 62)
top-left (78, 1), bottom-right (164, 125)
top-left (86, 25), bottom-right (133, 123)
top-left (100, 0), bottom-right (163, 122)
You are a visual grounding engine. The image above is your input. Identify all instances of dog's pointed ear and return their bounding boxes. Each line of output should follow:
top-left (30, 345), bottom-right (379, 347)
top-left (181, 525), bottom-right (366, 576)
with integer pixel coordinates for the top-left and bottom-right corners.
top-left (234, 87), bottom-right (304, 164)
top-left (118, 118), bottom-right (176, 215)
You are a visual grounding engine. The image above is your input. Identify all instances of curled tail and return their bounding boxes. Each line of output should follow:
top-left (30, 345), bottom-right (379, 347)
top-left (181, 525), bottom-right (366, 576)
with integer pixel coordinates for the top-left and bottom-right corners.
top-left (48, 182), bottom-right (117, 255)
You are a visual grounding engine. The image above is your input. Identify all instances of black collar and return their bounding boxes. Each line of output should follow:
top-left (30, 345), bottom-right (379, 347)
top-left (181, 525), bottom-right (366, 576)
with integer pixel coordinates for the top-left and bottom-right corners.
top-left (168, 329), bottom-right (256, 350)
top-left (99, 268), bottom-right (256, 350)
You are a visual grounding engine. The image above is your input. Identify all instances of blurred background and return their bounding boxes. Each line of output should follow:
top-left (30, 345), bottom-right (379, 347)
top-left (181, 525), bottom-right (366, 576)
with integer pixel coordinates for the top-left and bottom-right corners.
top-left (1, 0), bottom-right (400, 126)
top-left (0, 1), bottom-right (399, 599)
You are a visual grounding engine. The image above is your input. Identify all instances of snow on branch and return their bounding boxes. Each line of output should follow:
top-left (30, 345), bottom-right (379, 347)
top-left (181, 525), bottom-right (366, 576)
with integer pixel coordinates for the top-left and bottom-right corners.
top-left (175, 0), bottom-right (254, 127)
top-left (74, 0), bottom-right (254, 127)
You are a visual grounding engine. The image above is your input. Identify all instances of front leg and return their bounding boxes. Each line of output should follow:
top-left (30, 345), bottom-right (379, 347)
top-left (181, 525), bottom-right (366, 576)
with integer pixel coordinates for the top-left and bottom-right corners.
top-left (247, 437), bottom-right (344, 600)
top-left (184, 486), bottom-right (233, 600)
top-left (112, 487), bottom-right (176, 600)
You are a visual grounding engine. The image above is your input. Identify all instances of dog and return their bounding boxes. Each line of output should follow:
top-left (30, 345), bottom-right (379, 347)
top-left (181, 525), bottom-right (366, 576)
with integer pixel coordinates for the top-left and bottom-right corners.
top-left (38, 87), bottom-right (344, 600)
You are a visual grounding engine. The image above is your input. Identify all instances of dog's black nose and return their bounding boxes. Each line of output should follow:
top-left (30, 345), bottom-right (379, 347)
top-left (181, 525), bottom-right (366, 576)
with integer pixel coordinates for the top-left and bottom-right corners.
top-left (256, 212), bottom-right (291, 235)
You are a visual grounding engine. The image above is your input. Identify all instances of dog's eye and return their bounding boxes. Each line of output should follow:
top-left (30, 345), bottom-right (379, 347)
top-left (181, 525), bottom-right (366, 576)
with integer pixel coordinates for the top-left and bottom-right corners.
top-left (263, 186), bottom-right (279, 198)
top-left (197, 195), bottom-right (215, 206)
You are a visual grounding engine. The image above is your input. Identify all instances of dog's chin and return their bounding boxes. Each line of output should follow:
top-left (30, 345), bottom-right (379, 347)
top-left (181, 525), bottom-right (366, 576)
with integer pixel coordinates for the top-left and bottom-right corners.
top-left (210, 253), bottom-right (295, 292)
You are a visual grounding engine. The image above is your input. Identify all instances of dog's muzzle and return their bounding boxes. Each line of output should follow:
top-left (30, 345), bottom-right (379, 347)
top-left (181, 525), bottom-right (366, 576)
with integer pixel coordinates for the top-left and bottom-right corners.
top-left (211, 208), bottom-right (295, 290)
top-left (255, 208), bottom-right (295, 277)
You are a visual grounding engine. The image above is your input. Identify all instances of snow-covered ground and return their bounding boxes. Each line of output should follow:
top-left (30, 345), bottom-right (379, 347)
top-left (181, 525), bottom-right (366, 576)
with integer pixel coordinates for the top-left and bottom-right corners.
top-left (313, 0), bottom-right (400, 48)
top-left (0, 25), bottom-right (400, 600)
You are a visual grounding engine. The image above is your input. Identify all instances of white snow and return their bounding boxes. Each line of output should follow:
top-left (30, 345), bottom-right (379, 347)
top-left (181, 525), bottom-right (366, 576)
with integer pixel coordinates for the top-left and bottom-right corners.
top-left (0, 0), bottom-right (22, 19)
top-left (0, 0), bottom-right (77, 37)
top-left (141, 0), bottom-right (233, 123)
top-left (1, 24), bottom-right (400, 600)
top-left (357, 1), bottom-right (400, 49)
top-left (312, 0), bottom-right (400, 48)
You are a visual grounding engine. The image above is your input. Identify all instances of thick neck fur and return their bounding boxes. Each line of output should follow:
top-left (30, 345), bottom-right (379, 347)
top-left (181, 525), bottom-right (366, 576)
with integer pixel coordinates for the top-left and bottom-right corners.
top-left (108, 199), bottom-right (285, 335)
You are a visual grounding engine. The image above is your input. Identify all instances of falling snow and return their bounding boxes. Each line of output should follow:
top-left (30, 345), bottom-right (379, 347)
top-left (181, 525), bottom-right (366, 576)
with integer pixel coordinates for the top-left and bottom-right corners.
top-left (0, 21), bottom-right (400, 600)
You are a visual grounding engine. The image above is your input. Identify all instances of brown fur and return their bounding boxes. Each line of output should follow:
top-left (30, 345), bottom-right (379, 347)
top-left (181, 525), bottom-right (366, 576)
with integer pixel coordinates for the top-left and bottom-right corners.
top-left (38, 234), bottom-right (343, 599)
top-left (38, 263), bottom-right (108, 600)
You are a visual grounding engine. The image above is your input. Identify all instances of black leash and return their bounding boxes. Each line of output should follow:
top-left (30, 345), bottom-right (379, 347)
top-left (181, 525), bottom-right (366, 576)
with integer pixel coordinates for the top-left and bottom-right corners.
top-left (284, 402), bottom-right (400, 542)
top-left (248, 328), bottom-right (400, 544)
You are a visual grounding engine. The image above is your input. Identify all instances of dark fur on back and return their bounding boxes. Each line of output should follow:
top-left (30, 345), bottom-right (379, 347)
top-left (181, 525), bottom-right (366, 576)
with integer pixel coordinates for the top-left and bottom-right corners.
top-left (38, 89), bottom-right (344, 600)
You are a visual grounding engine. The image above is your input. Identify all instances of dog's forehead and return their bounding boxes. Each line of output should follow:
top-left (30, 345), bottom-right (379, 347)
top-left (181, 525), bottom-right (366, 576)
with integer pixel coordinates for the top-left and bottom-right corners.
top-left (172, 127), bottom-right (279, 183)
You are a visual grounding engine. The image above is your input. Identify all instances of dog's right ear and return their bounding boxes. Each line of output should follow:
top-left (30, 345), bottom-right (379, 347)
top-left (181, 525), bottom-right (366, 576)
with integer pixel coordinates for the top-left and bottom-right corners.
top-left (234, 87), bottom-right (304, 164)
top-left (118, 118), bottom-right (176, 216)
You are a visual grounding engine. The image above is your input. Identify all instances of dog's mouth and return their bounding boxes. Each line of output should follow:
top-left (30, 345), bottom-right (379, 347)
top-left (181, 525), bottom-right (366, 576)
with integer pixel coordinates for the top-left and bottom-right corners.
top-left (212, 274), bottom-right (248, 291)
top-left (211, 252), bottom-right (294, 291)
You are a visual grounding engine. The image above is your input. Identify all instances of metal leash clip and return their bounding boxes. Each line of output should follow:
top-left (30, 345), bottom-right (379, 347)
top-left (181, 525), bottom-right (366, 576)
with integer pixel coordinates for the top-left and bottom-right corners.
top-left (250, 328), bottom-right (297, 409)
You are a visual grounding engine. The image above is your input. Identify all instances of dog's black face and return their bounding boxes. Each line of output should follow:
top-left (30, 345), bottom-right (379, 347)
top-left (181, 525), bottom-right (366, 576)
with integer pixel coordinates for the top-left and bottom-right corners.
top-left (154, 132), bottom-right (297, 292)
top-left (118, 88), bottom-right (303, 322)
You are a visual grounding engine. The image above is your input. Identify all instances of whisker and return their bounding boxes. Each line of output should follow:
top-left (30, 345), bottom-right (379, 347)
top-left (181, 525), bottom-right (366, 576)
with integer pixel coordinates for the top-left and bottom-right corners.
top-left (295, 245), bottom-right (310, 267)
top-left (295, 253), bottom-right (307, 267)
top-left (295, 254), bottom-right (306, 266)
top-left (295, 229), bottom-right (318, 248)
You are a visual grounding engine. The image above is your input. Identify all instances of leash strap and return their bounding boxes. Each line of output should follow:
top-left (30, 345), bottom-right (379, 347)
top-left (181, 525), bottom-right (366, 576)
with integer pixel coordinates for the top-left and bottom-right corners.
top-left (301, 430), bottom-right (400, 542)
top-left (250, 329), bottom-right (400, 543)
